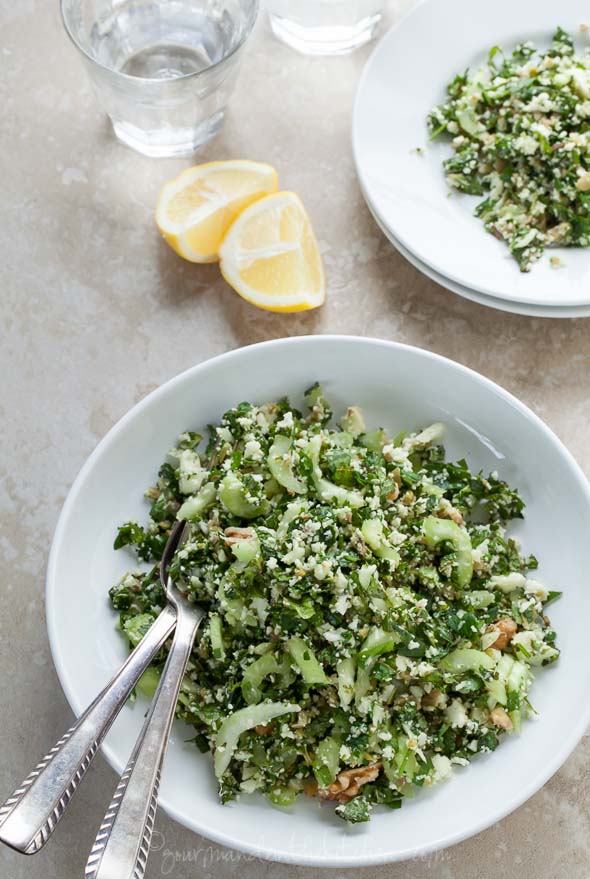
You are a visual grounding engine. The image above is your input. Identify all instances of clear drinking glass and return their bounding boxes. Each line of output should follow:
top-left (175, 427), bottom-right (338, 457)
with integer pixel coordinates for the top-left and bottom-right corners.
top-left (265, 0), bottom-right (383, 55)
top-left (61, 0), bottom-right (259, 157)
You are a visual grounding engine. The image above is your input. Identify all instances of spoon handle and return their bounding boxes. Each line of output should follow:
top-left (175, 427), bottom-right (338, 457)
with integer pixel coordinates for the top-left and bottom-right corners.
top-left (85, 605), bottom-right (204, 879)
top-left (0, 606), bottom-right (176, 855)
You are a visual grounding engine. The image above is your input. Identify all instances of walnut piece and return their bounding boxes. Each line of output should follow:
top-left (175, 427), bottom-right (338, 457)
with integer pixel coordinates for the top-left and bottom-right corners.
top-left (254, 724), bottom-right (273, 735)
top-left (487, 618), bottom-right (518, 651)
top-left (437, 503), bottom-right (464, 525)
top-left (224, 526), bottom-right (256, 544)
top-left (489, 706), bottom-right (513, 731)
top-left (422, 689), bottom-right (444, 710)
top-left (317, 762), bottom-right (382, 803)
top-left (303, 778), bottom-right (319, 797)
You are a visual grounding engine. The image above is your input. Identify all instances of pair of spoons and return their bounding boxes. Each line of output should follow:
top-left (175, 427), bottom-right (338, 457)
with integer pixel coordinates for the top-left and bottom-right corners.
top-left (0, 519), bottom-right (204, 879)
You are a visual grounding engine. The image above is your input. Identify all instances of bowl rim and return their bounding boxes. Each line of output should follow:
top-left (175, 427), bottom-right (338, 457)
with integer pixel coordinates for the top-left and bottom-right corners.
top-left (45, 335), bottom-right (590, 866)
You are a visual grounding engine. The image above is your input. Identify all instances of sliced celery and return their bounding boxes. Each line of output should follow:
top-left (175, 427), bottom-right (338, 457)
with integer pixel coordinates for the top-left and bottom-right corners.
top-left (305, 435), bottom-right (364, 509)
top-left (177, 482), bottom-right (216, 521)
top-left (137, 666), bottom-right (161, 699)
top-left (313, 736), bottom-right (341, 786)
top-left (277, 501), bottom-right (307, 540)
top-left (219, 473), bottom-right (267, 519)
top-left (214, 702), bottom-right (300, 777)
top-left (209, 614), bottom-right (225, 661)
top-left (268, 436), bottom-right (306, 495)
top-left (486, 677), bottom-right (507, 707)
top-left (359, 429), bottom-right (390, 451)
top-left (358, 626), bottom-right (397, 664)
top-left (336, 657), bottom-right (355, 708)
top-left (242, 652), bottom-right (279, 704)
top-left (340, 406), bottom-right (366, 437)
top-left (361, 519), bottom-right (401, 567)
top-left (268, 786), bottom-right (297, 808)
top-left (441, 647), bottom-right (495, 673)
top-left (229, 532), bottom-right (260, 564)
top-left (286, 637), bottom-right (328, 685)
top-left (423, 515), bottom-right (473, 587)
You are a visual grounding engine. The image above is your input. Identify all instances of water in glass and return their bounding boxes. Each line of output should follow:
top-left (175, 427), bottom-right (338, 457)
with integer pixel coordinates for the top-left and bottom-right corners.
top-left (62, 0), bottom-right (258, 156)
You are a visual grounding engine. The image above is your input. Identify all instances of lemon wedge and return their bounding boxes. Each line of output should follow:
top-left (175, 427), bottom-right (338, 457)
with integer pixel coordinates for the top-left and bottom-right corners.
top-left (219, 192), bottom-right (325, 312)
top-left (156, 160), bottom-right (278, 263)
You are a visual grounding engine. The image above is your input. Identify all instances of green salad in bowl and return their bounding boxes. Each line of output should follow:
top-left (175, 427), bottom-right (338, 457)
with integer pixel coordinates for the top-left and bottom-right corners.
top-left (109, 385), bottom-right (560, 824)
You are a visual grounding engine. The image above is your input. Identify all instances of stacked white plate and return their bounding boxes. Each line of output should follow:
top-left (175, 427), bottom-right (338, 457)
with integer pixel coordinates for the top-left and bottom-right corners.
top-left (352, 0), bottom-right (590, 318)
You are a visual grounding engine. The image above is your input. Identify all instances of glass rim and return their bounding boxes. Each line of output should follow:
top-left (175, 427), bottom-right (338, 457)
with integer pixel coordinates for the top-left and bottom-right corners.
top-left (60, 0), bottom-right (260, 85)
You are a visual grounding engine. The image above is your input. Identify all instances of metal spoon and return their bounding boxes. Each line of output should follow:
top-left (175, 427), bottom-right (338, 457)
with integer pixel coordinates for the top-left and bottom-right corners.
top-left (0, 520), bottom-right (186, 855)
top-left (85, 521), bottom-right (205, 879)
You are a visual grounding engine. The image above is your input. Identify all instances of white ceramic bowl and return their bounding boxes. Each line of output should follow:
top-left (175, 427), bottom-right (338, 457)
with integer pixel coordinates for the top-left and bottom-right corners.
top-left (46, 337), bottom-right (590, 867)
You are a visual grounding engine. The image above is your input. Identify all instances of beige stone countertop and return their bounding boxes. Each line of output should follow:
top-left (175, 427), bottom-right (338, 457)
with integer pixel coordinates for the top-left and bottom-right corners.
top-left (2, 0), bottom-right (590, 876)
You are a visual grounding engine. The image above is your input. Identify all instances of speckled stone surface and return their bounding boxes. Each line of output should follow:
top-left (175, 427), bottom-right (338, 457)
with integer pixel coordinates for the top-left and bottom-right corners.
top-left (1, 0), bottom-right (590, 876)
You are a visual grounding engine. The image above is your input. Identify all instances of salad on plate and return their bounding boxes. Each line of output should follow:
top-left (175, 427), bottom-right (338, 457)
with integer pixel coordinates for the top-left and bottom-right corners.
top-left (429, 27), bottom-right (590, 272)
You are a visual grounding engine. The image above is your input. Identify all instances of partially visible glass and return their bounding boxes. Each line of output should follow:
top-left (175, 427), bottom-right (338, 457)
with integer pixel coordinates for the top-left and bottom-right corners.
top-left (61, 0), bottom-right (259, 157)
top-left (265, 0), bottom-right (383, 55)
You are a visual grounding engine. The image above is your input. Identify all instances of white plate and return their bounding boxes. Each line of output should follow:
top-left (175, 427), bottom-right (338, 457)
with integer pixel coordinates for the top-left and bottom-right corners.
top-left (46, 337), bottom-right (590, 867)
top-left (353, 0), bottom-right (590, 309)
top-left (364, 188), bottom-right (590, 318)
